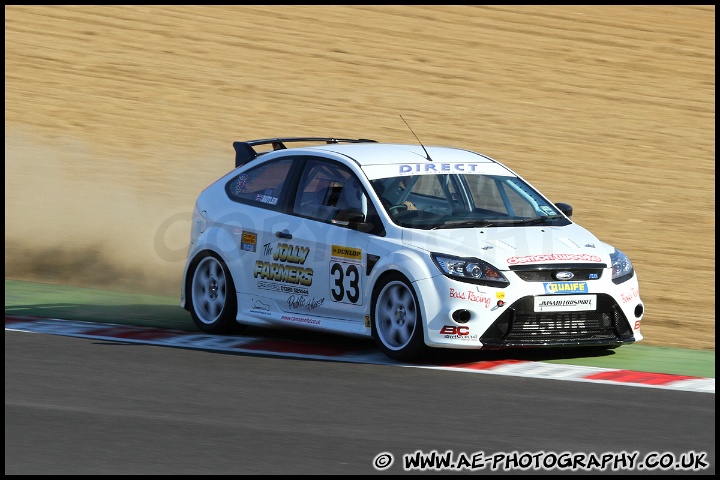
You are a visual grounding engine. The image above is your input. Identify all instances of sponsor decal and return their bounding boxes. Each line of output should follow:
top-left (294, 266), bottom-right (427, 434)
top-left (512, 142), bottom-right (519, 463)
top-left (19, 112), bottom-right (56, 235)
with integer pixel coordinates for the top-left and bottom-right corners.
top-left (255, 194), bottom-right (278, 205)
top-left (449, 288), bottom-right (491, 308)
top-left (250, 298), bottom-right (271, 316)
top-left (507, 253), bottom-right (603, 264)
top-left (440, 325), bottom-right (470, 335)
top-left (543, 282), bottom-right (588, 294)
top-left (496, 291), bottom-right (505, 299)
top-left (534, 295), bottom-right (597, 312)
top-left (254, 242), bottom-right (313, 286)
top-left (621, 286), bottom-right (640, 303)
top-left (634, 320), bottom-right (641, 330)
top-left (241, 231), bottom-right (257, 252)
top-left (257, 281), bottom-right (309, 295)
top-left (254, 262), bottom-right (313, 286)
top-left (399, 163), bottom-right (483, 175)
top-left (287, 295), bottom-right (325, 311)
top-left (280, 315), bottom-right (321, 325)
top-left (440, 325), bottom-right (478, 341)
top-left (331, 245), bottom-right (362, 262)
top-left (252, 299), bottom-right (270, 311)
top-left (273, 244), bottom-right (309, 263)
top-left (233, 174), bottom-right (249, 194)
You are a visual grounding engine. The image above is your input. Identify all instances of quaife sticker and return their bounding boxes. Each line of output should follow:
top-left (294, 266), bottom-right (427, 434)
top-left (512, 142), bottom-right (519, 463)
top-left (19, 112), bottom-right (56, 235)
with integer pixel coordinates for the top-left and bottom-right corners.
top-left (543, 282), bottom-right (588, 294)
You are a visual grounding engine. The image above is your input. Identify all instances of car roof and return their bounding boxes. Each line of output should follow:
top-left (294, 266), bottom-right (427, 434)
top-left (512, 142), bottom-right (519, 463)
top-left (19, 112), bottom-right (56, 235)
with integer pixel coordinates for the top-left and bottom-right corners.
top-left (232, 138), bottom-right (516, 179)
top-left (247, 142), bottom-right (498, 165)
top-left (291, 143), bottom-right (516, 180)
top-left (305, 143), bottom-right (494, 166)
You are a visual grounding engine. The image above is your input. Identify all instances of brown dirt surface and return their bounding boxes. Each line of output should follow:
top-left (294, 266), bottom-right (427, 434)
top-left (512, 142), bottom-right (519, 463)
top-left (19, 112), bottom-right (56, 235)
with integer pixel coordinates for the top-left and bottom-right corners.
top-left (5, 6), bottom-right (715, 350)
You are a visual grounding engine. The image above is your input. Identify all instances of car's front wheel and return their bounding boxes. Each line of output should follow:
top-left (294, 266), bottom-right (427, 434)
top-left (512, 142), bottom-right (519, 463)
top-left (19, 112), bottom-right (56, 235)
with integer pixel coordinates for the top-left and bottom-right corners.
top-left (187, 252), bottom-right (243, 334)
top-left (371, 273), bottom-right (427, 362)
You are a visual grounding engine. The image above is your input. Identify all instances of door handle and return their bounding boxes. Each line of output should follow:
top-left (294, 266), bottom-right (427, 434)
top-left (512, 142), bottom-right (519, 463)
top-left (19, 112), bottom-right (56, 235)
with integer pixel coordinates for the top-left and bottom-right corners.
top-left (275, 229), bottom-right (292, 239)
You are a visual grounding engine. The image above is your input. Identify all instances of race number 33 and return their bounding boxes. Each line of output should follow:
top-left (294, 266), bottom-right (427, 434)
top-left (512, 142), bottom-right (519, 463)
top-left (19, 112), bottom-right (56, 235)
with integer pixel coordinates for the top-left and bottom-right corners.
top-left (330, 262), bottom-right (362, 304)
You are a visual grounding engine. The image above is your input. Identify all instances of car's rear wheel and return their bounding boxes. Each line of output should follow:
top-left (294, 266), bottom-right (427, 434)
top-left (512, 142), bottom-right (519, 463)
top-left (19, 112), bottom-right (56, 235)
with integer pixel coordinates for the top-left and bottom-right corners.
top-left (371, 273), bottom-right (427, 362)
top-left (187, 252), bottom-right (243, 334)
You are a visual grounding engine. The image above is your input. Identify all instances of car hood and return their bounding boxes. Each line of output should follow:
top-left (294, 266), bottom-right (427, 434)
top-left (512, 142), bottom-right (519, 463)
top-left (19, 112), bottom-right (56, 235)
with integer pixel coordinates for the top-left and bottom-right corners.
top-left (402, 223), bottom-right (610, 270)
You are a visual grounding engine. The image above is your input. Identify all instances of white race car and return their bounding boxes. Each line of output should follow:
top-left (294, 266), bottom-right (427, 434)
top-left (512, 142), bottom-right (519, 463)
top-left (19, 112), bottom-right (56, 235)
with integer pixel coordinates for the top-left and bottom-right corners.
top-left (180, 137), bottom-right (644, 361)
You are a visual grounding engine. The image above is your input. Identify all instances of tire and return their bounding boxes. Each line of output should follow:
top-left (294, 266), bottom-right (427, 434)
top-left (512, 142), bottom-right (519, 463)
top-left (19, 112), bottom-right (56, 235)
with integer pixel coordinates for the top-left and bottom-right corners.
top-left (371, 273), bottom-right (427, 361)
top-left (187, 252), bottom-right (243, 334)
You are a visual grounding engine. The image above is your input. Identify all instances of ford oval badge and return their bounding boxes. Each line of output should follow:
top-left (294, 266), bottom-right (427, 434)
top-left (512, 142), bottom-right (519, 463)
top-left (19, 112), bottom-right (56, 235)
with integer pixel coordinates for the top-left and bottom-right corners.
top-left (555, 271), bottom-right (574, 280)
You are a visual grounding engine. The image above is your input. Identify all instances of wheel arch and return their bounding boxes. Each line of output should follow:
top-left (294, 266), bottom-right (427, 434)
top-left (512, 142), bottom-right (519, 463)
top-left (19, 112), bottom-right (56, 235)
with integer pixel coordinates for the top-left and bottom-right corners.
top-left (366, 247), bottom-right (435, 324)
top-left (182, 219), bottom-right (244, 301)
top-left (183, 248), bottom-right (222, 310)
top-left (183, 248), bottom-right (244, 334)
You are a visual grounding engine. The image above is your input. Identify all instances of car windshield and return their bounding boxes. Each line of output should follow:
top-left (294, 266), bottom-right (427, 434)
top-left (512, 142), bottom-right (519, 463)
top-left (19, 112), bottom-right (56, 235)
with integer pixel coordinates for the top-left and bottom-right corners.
top-left (370, 173), bottom-right (570, 230)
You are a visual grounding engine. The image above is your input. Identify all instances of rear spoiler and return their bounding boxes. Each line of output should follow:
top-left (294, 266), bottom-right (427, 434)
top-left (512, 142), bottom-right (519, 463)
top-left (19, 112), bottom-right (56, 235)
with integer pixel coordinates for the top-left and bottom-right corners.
top-left (233, 137), bottom-right (377, 167)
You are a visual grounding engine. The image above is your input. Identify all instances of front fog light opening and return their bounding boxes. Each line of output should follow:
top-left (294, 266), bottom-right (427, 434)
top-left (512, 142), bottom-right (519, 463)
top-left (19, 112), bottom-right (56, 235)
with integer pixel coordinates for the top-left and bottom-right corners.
top-left (452, 309), bottom-right (471, 324)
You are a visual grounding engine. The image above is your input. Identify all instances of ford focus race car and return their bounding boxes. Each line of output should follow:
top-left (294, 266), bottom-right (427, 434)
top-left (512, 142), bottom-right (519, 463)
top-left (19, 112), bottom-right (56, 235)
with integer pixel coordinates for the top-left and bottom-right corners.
top-left (180, 137), bottom-right (644, 361)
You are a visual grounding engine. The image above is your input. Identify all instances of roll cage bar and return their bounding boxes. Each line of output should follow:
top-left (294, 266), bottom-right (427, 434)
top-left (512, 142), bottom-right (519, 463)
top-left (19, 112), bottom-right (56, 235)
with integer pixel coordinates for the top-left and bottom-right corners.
top-left (233, 137), bottom-right (378, 167)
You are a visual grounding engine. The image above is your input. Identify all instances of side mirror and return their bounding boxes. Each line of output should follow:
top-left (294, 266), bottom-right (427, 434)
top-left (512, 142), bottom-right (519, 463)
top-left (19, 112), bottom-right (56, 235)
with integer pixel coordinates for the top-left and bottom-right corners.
top-left (335, 209), bottom-right (375, 233)
top-left (555, 202), bottom-right (573, 218)
top-left (349, 220), bottom-right (375, 233)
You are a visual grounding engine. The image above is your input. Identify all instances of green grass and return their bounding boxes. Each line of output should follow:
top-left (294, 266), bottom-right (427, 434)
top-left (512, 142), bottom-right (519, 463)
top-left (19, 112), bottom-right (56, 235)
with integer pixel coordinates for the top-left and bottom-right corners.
top-left (5, 279), bottom-right (195, 332)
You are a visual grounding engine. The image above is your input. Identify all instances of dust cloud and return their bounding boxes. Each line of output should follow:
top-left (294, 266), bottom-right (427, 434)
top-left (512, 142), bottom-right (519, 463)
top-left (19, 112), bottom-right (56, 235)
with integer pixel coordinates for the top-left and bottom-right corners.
top-left (5, 129), bottom-right (194, 296)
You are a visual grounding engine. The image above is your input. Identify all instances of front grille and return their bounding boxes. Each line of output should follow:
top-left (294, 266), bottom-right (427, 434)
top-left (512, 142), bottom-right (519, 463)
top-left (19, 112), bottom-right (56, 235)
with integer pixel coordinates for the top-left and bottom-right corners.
top-left (509, 263), bottom-right (605, 282)
top-left (480, 294), bottom-right (634, 347)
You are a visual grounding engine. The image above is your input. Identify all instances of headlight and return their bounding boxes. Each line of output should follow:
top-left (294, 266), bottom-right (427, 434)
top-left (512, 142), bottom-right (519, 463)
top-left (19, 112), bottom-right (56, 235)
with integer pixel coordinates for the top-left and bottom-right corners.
top-left (431, 253), bottom-right (509, 287)
top-left (610, 248), bottom-right (634, 282)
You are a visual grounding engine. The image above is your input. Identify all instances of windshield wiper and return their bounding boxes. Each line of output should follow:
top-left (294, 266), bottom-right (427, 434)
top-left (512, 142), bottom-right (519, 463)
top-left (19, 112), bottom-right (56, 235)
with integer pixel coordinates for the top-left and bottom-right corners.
top-left (432, 220), bottom-right (495, 230)
top-left (510, 215), bottom-right (566, 226)
top-left (431, 214), bottom-right (565, 230)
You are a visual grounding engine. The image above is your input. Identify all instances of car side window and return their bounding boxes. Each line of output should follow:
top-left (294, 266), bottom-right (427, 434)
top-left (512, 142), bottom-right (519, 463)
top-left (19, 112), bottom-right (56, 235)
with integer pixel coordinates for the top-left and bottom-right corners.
top-left (225, 158), bottom-right (294, 209)
top-left (293, 158), bottom-right (369, 225)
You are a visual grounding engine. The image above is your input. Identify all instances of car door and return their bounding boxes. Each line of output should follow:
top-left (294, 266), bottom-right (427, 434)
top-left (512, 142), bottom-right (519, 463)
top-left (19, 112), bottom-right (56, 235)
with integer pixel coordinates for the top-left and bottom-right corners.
top-left (271, 157), bottom-right (375, 327)
top-left (223, 156), bottom-right (304, 322)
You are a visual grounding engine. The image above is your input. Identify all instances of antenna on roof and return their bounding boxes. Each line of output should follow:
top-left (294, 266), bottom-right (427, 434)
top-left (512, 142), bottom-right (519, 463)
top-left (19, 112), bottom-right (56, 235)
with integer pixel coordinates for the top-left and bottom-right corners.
top-left (400, 115), bottom-right (433, 162)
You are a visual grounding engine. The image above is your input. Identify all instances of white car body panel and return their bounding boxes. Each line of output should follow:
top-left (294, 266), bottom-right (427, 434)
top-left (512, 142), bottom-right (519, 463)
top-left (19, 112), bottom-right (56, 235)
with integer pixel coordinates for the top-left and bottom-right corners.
top-left (401, 223), bottom-right (609, 270)
top-left (181, 139), bottom-right (644, 360)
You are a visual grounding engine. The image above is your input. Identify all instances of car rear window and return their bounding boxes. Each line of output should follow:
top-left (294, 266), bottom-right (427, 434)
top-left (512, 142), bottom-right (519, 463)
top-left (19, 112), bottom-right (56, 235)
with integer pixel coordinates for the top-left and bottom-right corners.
top-left (226, 158), bottom-right (294, 207)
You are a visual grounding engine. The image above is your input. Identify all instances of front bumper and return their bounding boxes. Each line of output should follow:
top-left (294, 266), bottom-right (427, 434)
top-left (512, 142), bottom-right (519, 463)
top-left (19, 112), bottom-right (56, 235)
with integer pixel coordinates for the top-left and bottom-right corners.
top-left (479, 293), bottom-right (635, 348)
top-left (417, 265), bottom-right (644, 349)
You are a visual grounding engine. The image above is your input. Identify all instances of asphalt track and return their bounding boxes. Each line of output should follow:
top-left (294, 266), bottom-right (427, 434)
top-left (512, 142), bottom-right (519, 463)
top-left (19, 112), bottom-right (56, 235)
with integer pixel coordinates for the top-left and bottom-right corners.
top-left (4, 315), bottom-right (715, 394)
top-left (5, 326), bottom-right (715, 475)
top-left (4, 280), bottom-right (716, 474)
